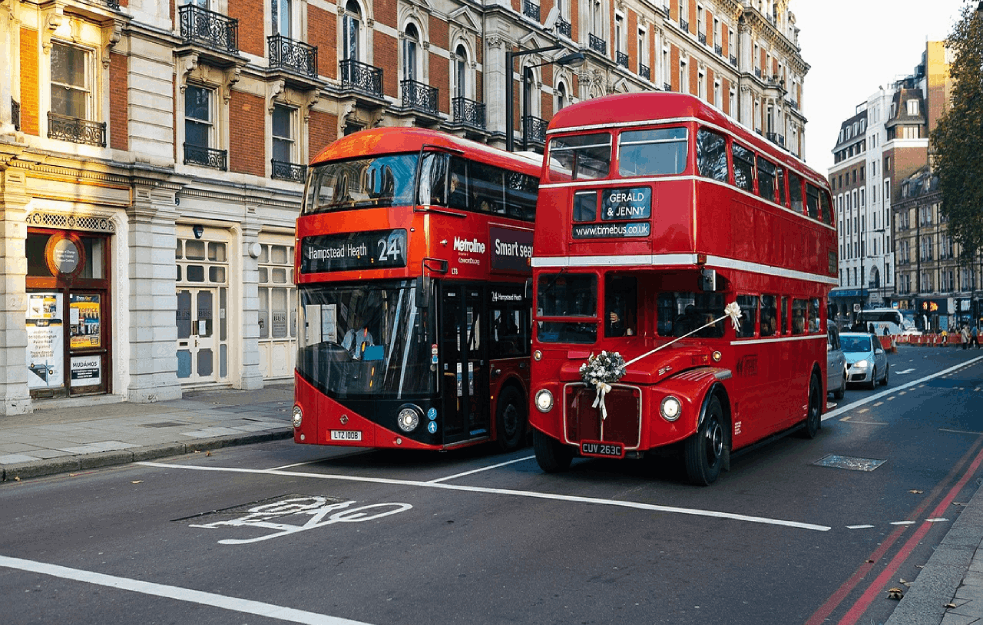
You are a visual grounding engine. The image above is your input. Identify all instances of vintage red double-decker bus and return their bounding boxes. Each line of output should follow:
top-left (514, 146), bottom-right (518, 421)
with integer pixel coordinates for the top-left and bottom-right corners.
top-left (292, 128), bottom-right (541, 452)
top-left (529, 93), bottom-right (837, 484)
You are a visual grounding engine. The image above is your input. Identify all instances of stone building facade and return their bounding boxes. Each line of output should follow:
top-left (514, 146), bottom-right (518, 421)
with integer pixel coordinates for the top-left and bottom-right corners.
top-left (0, 0), bottom-right (811, 415)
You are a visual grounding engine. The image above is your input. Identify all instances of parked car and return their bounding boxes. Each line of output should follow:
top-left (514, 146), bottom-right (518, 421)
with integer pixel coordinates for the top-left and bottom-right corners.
top-left (840, 331), bottom-right (889, 389)
top-left (827, 325), bottom-right (847, 399)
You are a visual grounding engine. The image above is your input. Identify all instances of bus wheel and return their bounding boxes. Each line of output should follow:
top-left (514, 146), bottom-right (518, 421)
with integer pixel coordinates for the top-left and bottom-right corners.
top-left (533, 431), bottom-right (573, 473)
top-left (496, 386), bottom-right (527, 453)
top-left (798, 375), bottom-right (822, 439)
top-left (684, 396), bottom-right (724, 486)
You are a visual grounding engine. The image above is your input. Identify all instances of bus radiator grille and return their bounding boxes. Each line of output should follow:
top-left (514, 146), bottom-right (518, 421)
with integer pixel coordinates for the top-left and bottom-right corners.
top-left (565, 385), bottom-right (641, 448)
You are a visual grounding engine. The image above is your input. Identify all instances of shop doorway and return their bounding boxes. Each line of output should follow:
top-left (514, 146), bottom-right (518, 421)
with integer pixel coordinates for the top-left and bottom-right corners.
top-left (175, 229), bottom-right (230, 385)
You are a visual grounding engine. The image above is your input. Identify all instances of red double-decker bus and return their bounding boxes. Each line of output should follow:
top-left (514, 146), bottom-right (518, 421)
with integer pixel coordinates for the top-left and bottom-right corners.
top-left (529, 93), bottom-right (837, 484)
top-left (292, 127), bottom-right (541, 452)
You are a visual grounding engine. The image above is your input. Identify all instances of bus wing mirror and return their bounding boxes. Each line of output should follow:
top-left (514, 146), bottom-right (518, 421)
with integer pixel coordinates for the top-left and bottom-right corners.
top-left (699, 269), bottom-right (717, 292)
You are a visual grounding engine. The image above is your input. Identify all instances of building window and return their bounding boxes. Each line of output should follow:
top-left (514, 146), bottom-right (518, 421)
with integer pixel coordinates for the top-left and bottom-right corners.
top-left (556, 82), bottom-right (567, 111)
top-left (403, 23), bottom-right (420, 81)
top-left (342, 0), bottom-right (361, 61)
top-left (272, 0), bottom-right (292, 37)
top-left (185, 86), bottom-right (213, 149)
top-left (455, 45), bottom-right (468, 99)
top-left (51, 42), bottom-right (91, 120)
top-left (272, 104), bottom-right (295, 163)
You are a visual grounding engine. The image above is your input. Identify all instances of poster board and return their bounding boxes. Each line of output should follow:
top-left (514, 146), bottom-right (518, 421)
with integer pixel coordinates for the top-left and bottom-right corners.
top-left (26, 293), bottom-right (64, 389)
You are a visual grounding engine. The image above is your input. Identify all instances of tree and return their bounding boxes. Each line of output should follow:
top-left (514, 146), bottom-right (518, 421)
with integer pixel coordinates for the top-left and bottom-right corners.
top-left (931, 4), bottom-right (983, 261)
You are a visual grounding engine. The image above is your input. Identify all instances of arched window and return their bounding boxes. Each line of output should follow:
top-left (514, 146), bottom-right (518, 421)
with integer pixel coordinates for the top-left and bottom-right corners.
top-left (342, 0), bottom-right (361, 62)
top-left (455, 44), bottom-right (468, 99)
top-left (403, 24), bottom-right (420, 81)
top-left (556, 82), bottom-right (567, 111)
top-left (522, 66), bottom-right (535, 119)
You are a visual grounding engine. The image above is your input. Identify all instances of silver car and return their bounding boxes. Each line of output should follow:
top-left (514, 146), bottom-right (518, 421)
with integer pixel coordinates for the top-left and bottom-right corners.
top-left (840, 332), bottom-right (889, 389)
top-left (827, 325), bottom-right (847, 399)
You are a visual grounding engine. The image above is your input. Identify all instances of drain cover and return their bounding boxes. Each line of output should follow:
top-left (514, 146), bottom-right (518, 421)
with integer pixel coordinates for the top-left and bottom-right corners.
top-left (814, 454), bottom-right (886, 471)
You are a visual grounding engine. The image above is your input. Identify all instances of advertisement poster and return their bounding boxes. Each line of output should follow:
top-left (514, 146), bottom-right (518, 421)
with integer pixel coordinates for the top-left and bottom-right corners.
top-left (70, 356), bottom-right (102, 387)
top-left (70, 294), bottom-right (101, 348)
top-left (26, 292), bottom-right (64, 389)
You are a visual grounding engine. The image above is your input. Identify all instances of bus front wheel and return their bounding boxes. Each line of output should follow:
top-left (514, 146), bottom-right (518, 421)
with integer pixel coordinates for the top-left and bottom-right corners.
top-left (684, 396), bottom-right (724, 486)
top-left (496, 386), bottom-right (527, 453)
top-left (533, 431), bottom-right (573, 472)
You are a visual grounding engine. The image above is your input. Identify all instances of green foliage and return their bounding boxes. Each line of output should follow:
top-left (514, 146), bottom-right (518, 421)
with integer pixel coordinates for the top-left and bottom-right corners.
top-left (931, 4), bottom-right (983, 261)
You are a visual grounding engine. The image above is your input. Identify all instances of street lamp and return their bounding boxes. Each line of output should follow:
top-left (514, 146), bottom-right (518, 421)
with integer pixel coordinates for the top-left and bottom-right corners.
top-left (504, 45), bottom-right (585, 151)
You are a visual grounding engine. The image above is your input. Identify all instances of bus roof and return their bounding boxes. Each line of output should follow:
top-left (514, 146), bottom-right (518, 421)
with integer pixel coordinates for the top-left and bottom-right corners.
top-left (310, 127), bottom-right (542, 174)
top-left (547, 92), bottom-right (828, 190)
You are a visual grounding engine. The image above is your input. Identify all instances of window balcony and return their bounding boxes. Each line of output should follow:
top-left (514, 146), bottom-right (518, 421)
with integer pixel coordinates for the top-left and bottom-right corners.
top-left (401, 79), bottom-right (439, 117)
top-left (340, 59), bottom-right (384, 99)
top-left (715, 44), bottom-right (722, 56)
top-left (557, 16), bottom-right (572, 38)
top-left (47, 112), bottom-right (106, 147)
top-left (268, 35), bottom-right (317, 79)
top-left (589, 34), bottom-right (606, 55)
top-left (754, 67), bottom-right (762, 79)
top-left (522, 115), bottom-right (548, 148)
top-left (679, 18), bottom-right (689, 32)
top-left (179, 5), bottom-right (238, 54)
top-left (271, 159), bottom-right (307, 183)
top-left (639, 64), bottom-right (650, 80)
top-left (11, 98), bottom-right (19, 132)
top-left (452, 96), bottom-right (486, 130)
top-left (105, 0), bottom-right (119, 9)
top-left (617, 51), bottom-right (629, 68)
top-left (698, 32), bottom-right (707, 45)
top-left (766, 132), bottom-right (785, 147)
top-left (184, 143), bottom-right (228, 170)
top-left (523, 0), bottom-right (540, 21)
top-left (730, 54), bottom-right (737, 67)
top-left (663, 82), bottom-right (671, 92)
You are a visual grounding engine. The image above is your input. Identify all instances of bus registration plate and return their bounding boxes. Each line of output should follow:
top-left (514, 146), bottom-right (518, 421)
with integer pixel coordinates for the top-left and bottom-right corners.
top-left (330, 430), bottom-right (362, 441)
top-left (580, 441), bottom-right (624, 459)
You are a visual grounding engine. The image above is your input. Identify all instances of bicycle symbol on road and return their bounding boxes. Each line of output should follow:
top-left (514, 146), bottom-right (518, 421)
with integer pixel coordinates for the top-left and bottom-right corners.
top-left (189, 497), bottom-right (412, 545)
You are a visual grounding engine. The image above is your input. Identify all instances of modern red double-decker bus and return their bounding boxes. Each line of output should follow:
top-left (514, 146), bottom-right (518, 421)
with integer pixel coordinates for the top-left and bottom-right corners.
top-left (529, 93), bottom-right (837, 484)
top-left (292, 127), bottom-right (541, 452)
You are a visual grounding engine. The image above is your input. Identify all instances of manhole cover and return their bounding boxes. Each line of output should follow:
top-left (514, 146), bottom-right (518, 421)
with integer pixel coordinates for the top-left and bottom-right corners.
top-left (814, 454), bottom-right (886, 472)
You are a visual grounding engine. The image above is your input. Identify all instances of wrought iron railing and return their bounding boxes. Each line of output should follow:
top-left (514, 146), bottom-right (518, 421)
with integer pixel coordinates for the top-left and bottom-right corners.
top-left (401, 79), bottom-right (438, 115)
top-left (105, 0), bottom-right (120, 9)
top-left (715, 44), bottom-right (723, 56)
top-left (730, 54), bottom-right (737, 67)
top-left (184, 143), bottom-right (227, 169)
top-left (268, 35), bottom-right (317, 78)
top-left (179, 4), bottom-right (238, 53)
top-left (679, 18), bottom-right (689, 32)
top-left (616, 51), bottom-right (629, 68)
top-left (639, 64), bottom-right (650, 80)
top-left (522, 115), bottom-right (548, 147)
top-left (271, 159), bottom-right (307, 182)
top-left (453, 96), bottom-right (485, 129)
top-left (557, 16), bottom-right (572, 38)
top-left (589, 34), bottom-right (606, 55)
top-left (754, 67), bottom-right (762, 79)
top-left (11, 98), bottom-right (19, 132)
top-left (766, 132), bottom-right (785, 147)
top-left (340, 59), bottom-right (383, 97)
top-left (698, 32), bottom-right (706, 45)
top-left (523, 0), bottom-right (540, 21)
top-left (663, 82), bottom-right (671, 92)
top-left (47, 112), bottom-right (106, 147)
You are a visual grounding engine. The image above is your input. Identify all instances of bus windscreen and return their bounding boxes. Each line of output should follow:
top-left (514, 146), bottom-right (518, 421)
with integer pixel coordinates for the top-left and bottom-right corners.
top-left (305, 154), bottom-right (418, 214)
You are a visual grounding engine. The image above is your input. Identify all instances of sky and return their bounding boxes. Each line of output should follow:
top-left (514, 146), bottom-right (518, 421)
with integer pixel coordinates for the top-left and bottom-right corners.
top-left (791, 0), bottom-right (969, 174)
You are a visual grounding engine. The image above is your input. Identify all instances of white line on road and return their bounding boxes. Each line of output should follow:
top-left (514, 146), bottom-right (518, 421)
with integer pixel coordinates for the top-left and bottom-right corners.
top-left (428, 455), bottom-right (535, 483)
top-left (0, 555), bottom-right (373, 625)
top-left (823, 356), bottom-right (983, 422)
top-left (137, 462), bottom-right (831, 532)
top-left (890, 521), bottom-right (916, 526)
top-left (846, 525), bottom-right (875, 530)
top-left (896, 369), bottom-right (916, 374)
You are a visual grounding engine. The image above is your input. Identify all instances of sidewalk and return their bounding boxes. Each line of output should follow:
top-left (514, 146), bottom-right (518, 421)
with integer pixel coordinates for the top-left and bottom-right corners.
top-left (0, 384), bottom-right (293, 482)
top-left (1, 385), bottom-right (982, 624)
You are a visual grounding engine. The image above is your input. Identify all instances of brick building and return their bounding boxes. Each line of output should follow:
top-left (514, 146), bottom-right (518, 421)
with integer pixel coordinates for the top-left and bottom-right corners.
top-left (0, 0), bottom-right (812, 414)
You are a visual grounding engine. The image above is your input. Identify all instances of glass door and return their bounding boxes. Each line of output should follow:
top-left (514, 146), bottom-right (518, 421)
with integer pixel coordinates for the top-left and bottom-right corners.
top-left (439, 284), bottom-right (489, 445)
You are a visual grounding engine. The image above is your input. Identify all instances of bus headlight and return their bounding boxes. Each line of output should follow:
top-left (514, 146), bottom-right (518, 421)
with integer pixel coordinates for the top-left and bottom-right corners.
top-left (291, 405), bottom-right (303, 428)
top-left (535, 389), bottom-right (554, 412)
top-left (660, 396), bottom-right (682, 422)
top-left (397, 405), bottom-right (421, 432)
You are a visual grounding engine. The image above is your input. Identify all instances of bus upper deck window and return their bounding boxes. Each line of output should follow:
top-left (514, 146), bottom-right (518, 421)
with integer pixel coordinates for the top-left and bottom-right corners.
top-left (548, 133), bottom-right (612, 180)
top-left (788, 171), bottom-right (804, 214)
top-left (757, 157), bottom-right (777, 202)
top-left (731, 143), bottom-right (754, 192)
top-left (696, 129), bottom-right (728, 182)
top-left (618, 127), bottom-right (687, 177)
top-left (806, 184), bottom-right (820, 220)
top-left (819, 188), bottom-right (834, 225)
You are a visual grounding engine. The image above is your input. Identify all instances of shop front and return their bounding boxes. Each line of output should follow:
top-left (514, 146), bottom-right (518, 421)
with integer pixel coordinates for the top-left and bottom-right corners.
top-left (25, 229), bottom-right (112, 398)
top-left (916, 297), bottom-right (953, 333)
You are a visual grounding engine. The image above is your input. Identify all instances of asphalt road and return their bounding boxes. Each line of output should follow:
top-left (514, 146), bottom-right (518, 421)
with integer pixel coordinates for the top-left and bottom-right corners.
top-left (2, 347), bottom-right (982, 625)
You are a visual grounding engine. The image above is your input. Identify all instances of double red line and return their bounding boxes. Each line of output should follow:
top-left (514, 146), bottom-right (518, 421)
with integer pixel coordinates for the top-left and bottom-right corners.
top-left (805, 435), bottom-right (983, 625)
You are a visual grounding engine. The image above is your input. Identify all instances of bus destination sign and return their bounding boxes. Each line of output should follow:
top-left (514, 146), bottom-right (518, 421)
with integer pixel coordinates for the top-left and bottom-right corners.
top-left (601, 187), bottom-right (651, 221)
top-left (301, 229), bottom-right (407, 273)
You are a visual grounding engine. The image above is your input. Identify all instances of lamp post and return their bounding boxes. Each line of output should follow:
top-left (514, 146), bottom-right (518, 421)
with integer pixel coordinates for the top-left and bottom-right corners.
top-left (504, 45), bottom-right (585, 151)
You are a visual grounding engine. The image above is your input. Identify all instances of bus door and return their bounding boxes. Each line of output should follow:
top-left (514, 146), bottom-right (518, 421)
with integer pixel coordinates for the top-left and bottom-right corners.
top-left (439, 284), bottom-right (489, 444)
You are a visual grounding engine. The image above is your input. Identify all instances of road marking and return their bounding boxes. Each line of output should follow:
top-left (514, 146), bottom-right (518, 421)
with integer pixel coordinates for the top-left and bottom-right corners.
top-left (872, 402), bottom-right (883, 407)
top-left (940, 428), bottom-right (983, 435)
top-left (846, 525), bottom-right (875, 530)
top-left (428, 455), bottom-right (534, 484)
top-left (0, 555), bottom-right (373, 625)
top-left (137, 462), bottom-right (831, 532)
top-left (823, 355), bottom-right (983, 422)
top-left (896, 369), bottom-right (916, 374)
top-left (926, 518), bottom-right (948, 523)
top-left (890, 521), bottom-right (915, 526)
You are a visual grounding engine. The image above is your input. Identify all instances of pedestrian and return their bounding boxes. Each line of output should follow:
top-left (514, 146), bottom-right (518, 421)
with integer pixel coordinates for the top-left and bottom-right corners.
top-left (961, 325), bottom-right (970, 350)
top-left (972, 325), bottom-right (980, 349)
top-left (941, 329), bottom-right (948, 345)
